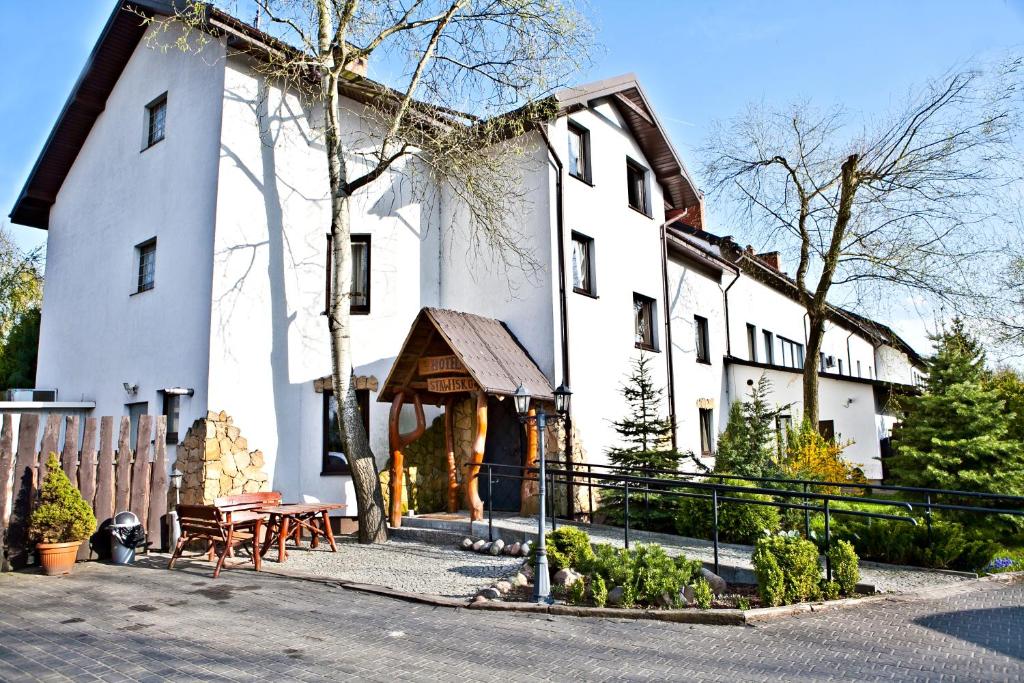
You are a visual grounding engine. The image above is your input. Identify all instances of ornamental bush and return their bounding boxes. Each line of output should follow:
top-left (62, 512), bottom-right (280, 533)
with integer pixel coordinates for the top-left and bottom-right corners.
top-left (582, 542), bottom-right (702, 608)
top-left (675, 481), bottom-right (781, 544)
top-left (827, 540), bottom-right (860, 596)
top-left (692, 577), bottom-right (714, 609)
top-left (590, 574), bottom-right (608, 607)
top-left (752, 533), bottom-right (821, 606)
top-left (543, 526), bottom-right (595, 572)
top-left (29, 453), bottom-right (96, 544)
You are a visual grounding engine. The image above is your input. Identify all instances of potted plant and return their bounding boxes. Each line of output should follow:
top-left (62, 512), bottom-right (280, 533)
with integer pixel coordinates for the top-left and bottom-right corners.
top-left (28, 453), bottom-right (96, 576)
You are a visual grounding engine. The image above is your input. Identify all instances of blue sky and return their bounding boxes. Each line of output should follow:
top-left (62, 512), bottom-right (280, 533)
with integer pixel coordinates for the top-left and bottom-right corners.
top-left (2, 1), bottom-right (1023, 346)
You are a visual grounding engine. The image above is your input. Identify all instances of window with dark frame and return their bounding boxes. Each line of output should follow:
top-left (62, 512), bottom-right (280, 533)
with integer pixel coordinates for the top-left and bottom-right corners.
top-left (325, 234), bottom-right (371, 315)
top-left (626, 158), bottom-right (647, 214)
top-left (633, 293), bottom-right (656, 350)
top-left (818, 420), bottom-right (836, 441)
top-left (162, 392), bottom-right (180, 444)
top-left (127, 401), bottom-right (148, 447)
top-left (323, 388), bottom-right (369, 475)
top-left (746, 323), bottom-right (757, 362)
top-left (567, 122), bottom-right (590, 182)
top-left (136, 239), bottom-right (156, 293)
top-left (778, 336), bottom-right (804, 369)
top-left (146, 93), bottom-right (167, 148)
top-left (699, 408), bottom-right (714, 456)
top-left (571, 232), bottom-right (595, 296)
top-left (838, 358), bottom-right (845, 375)
top-left (695, 315), bottom-right (710, 363)
top-left (763, 330), bottom-right (775, 364)
top-left (775, 413), bottom-right (793, 458)
top-left (857, 360), bottom-right (862, 377)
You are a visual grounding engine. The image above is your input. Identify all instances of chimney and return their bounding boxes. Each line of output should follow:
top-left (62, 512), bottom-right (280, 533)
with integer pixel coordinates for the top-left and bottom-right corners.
top-left (344, 55), bottom-right (368, 78)
top-left (756, 251), bottom-right (782, 271)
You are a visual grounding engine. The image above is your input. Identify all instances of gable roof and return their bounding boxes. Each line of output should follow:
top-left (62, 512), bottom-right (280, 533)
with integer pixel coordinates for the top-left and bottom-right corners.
top-left (669, 222), bottom-right (924, 366)
top-left (555, 74), bottom-right (702, 211)
top-left (378, 308), bottom-right (553, 405)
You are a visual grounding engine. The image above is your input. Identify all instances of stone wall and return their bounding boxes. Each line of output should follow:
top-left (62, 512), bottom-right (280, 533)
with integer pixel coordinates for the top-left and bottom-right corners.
top-left (176, 410), bottom-right (269, 505)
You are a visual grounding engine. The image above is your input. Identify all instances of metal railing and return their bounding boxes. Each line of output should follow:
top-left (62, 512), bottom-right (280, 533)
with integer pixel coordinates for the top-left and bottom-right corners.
top-left (462, 459), bottom-right (1024, 581)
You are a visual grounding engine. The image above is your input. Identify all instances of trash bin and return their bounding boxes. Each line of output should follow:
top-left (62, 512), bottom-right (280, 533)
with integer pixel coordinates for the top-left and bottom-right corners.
top-left (109, 511), bottom-right (146, 565)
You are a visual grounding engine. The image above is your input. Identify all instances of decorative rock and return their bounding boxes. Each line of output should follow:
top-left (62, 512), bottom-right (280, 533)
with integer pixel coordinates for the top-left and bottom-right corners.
top-left (460, 538), bottom-right (473, 550)
top-left (512, 572), bottom-right (528, 587)
top-left (471, 539), bottom-right (487, 552)
top-left (488, 539), bottom-right (505, 555)
top-left (472, 595), bottom-right (488, 604)
top-left (494, 580), bottom-right (512, 595)
top-left (507, 542), bottom-right (521, 556)
top-left (520, 541), bottom-right (532, 557)
top-left (656, 592), bottom-right (676, 608)
top-left (520, 562), bottom-right (534, 581)
top-left (476, 587), bottom-right (501, 600)
top-left (700, 568), bottom-right (728, 596)
top-left (607, 586), bottom-right (625, 606)
top-left (552, 568), bottom-right (581, 588)
top-left (479, 542), bottom-right (492, 554)
top-left (680, 585), bottom-right (695, 606)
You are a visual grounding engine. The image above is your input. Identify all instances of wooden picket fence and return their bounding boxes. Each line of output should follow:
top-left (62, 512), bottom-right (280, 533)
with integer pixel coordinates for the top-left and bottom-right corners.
top-left (0, 413), bottom-right (169, 571)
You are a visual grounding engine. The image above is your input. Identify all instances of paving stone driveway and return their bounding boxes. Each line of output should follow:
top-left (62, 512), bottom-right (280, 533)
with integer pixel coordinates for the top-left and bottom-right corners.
top-left (0, 559), bottom-right (1021, 682)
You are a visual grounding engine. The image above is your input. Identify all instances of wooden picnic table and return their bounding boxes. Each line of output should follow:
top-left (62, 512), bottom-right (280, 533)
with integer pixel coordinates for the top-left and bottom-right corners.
top-left (256, 503), bottom-right (346, 562)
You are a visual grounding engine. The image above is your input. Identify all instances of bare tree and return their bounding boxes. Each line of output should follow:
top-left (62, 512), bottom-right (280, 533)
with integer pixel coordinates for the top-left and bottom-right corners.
top-left (702, 60), bottom-right (1023, 425)
top-left (144, 1), bottom-right (592, 542)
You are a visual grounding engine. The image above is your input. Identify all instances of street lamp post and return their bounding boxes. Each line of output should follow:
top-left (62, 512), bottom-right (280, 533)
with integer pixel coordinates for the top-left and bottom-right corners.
top-left (514, 382), bottom-right (571, 604)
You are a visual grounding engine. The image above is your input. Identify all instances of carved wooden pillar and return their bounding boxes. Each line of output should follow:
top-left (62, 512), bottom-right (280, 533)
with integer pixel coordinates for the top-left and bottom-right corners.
top-left (465, 391), bottom-right (488, 520)
top-left (388, 390), bottom-right (425, 528)
top-left (444, 398), bottom-right (458, 513)
top-left (520, 407), bottom-right (538, 517)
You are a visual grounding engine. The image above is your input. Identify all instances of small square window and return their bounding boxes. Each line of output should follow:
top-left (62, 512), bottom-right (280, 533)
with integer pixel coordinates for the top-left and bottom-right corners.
top-left (136, 239), bottom-right (156, 293)
top-left (323, 389), bottom-right (369, 475)
top-left (695, 315), bottom-right (710, 363)
top-left (626, 159), bottom-right (647, 214)
top-left (146, 94), bottom-right (167, 148)
top-left (633, 293), bottom-right (657, 351)
top-left (567, 122), bottom-right (591, 182)
top-left (325, 234), bottom-right (371, 315)
top-left (571, 232), bottom-right (596, 296)
top-left (699, 408), bottom-right (714, 456)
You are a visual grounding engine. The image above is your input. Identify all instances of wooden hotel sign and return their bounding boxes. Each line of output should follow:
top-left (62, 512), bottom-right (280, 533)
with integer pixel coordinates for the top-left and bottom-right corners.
top-left (426, 376), bottom-right (477, 394)
top-left (418, 355), bottom-right (465, 377)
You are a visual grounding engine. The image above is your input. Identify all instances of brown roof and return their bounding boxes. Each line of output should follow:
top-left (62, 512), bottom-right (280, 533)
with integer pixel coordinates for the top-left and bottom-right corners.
top-left (378, 308), bottom-right (553, 405)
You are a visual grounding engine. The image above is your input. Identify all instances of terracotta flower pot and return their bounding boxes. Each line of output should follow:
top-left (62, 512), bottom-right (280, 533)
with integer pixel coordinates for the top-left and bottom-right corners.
top-left (36, 541), bottom-right (83, 576)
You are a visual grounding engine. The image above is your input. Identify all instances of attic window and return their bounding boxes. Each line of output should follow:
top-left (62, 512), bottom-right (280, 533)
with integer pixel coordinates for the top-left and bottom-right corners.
top-left (626, 158), bottom-right (648, 214)
top-left (145, 93), bottom-right (167, 148)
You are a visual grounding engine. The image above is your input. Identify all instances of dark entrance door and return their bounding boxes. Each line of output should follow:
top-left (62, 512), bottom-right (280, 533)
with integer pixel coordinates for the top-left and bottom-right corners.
top-left (480, 395), bottom-right (523, 512)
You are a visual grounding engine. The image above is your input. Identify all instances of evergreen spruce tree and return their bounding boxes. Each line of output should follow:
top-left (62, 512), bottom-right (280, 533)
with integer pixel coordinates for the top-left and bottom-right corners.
top-left (602, 354), bottom-right (687, 532)
top-left (714, 375), bottom-right (782, 477)
top-left (890, 320), bottom-right (1024, 504)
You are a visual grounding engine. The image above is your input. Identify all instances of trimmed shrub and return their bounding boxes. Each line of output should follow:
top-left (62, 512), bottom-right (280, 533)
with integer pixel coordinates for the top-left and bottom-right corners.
top-left (583, 542), bottom-right (702, 608)
top-left (827, 540), bottom-right (860, 596)
top-left (29, 454), bottom-right (96, 544)
top-left (590, 574), bottom-right (608, 607)
top-left (693, 578), bottom-right (713, 609)
top-left (675, 482), bottom-right (781, 545)
top-left (821, 580), bottom-right (841, 601)
top-left (752, 534), bottom-right (822, 606)
top-left (568, 577), bottom-right (586, 605)
top-left (543, 526), bottom-right (595, 572)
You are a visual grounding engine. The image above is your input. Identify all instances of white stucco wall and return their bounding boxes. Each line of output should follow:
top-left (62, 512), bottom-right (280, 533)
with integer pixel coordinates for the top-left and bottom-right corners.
top-left (875, 345), bottom-right (920, 386)
top-left (556, 102), bottom-right (669, 466)
top-left (207, 54), bottom-right (441, 506)
top-left (34, 29), bottom-right (227, 459)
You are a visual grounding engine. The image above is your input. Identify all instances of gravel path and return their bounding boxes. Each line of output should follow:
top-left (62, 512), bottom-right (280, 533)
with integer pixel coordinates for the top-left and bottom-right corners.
top-left (263, 536), bottom-right (523, 598)
top-left (406, 514), bottom-right (976, 594)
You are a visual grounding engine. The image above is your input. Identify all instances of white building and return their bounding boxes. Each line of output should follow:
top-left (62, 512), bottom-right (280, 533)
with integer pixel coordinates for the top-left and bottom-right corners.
top-left (8, 2), bottom-right (923, 514)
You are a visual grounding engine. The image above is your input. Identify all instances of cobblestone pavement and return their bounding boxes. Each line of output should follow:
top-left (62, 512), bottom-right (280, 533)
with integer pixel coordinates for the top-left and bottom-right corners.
top-left (262, 536), bottom-right (523, 598)
top-left (0, 561), bottom-right (1021, 682)
top-left (416, 514), bottom-right (974, 593)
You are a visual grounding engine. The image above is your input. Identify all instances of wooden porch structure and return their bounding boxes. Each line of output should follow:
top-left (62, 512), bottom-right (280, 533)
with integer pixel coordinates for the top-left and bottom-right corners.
top-left (379, 308), bottom-right (553, 527)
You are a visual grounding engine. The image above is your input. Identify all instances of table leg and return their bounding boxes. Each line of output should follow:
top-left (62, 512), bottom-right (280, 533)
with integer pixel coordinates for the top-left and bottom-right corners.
top-left (310, 514), bottom-right (320, 550)
top-left (279, 516), bottom-right (290, 562)
top-left (253, 518), bottom-right (262, 572)
top-left (321, 510), bottom-right (338, 552)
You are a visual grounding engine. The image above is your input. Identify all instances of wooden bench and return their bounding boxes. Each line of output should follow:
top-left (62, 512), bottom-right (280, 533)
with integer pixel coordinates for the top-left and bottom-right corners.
top-left (214, 492), bottom-right (282, 527)
top-left (168, 504), bottom-right (263, 579)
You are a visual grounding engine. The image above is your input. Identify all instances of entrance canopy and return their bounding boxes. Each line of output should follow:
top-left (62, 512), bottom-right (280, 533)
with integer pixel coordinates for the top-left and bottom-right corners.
top-left (379, 308), bottom-right (553, 406)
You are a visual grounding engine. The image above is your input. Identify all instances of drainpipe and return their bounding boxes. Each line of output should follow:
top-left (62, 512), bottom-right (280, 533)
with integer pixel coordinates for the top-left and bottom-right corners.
top-left (722, 269), bottom-right (741, 358)
top-left (537, 122), bottom-right (574, 518)
top-left (845, 331), bottom-right (854, 377)
top-left (660, 221), bottom-right (678, 451)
